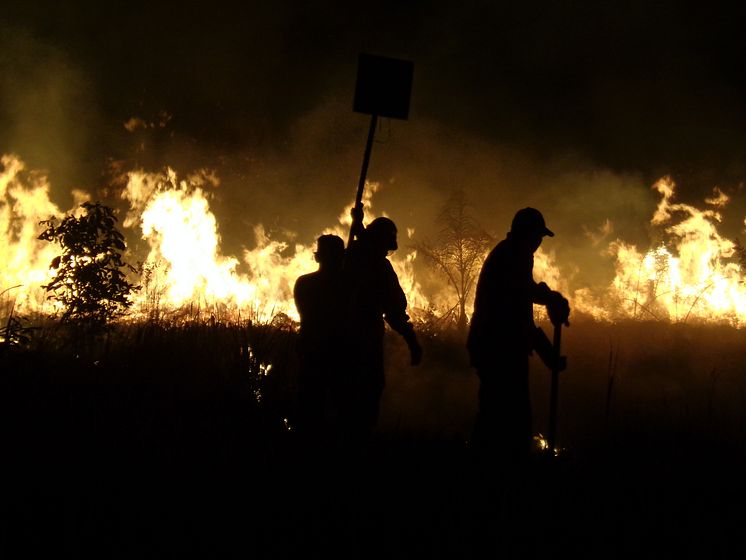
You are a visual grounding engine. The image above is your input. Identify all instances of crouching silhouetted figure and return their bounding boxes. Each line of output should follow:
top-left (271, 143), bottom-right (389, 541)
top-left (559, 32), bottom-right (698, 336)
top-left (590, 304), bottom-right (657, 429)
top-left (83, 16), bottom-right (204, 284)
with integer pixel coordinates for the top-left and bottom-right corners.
top-left (293, 234), bottom-right (350, 447)
top-left (467, 208), bottom-right (570, 466)
top-left (343, 210), bottom-right (423, 445)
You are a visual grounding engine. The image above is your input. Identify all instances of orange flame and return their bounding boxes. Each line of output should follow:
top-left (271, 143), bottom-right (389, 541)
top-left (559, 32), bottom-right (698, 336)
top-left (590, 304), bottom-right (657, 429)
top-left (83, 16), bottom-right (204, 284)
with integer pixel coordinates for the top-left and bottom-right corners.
top-left (121, 167), bottom-right (426, 322)
top-left (0, 154), bottom-right (89, 315)
top-left (4, 154), bottom-right (746, 329)
top-left (575, 177), bottom-right (746, 326)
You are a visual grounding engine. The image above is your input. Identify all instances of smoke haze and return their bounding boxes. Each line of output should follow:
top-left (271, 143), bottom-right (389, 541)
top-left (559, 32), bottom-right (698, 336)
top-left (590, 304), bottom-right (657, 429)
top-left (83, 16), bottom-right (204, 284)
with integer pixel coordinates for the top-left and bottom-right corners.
top-left (3, 1), bottom-right (746, 299)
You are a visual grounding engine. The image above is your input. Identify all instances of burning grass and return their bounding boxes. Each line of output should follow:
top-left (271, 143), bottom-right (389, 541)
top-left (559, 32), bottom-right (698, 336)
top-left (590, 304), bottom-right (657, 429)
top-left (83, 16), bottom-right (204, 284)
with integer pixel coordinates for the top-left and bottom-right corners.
top-left (4, 313), bottom-right (746, 461)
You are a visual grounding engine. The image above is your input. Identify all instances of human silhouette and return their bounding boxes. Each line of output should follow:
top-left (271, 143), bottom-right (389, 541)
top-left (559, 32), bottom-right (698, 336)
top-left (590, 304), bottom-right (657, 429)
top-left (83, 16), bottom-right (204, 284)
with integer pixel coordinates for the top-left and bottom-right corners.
top-left (467, 207), bottom-right (570, 464)
top-left (293, 234), bottom-right (349, 445)
top-left (342, 209), bottom-right (423, 443)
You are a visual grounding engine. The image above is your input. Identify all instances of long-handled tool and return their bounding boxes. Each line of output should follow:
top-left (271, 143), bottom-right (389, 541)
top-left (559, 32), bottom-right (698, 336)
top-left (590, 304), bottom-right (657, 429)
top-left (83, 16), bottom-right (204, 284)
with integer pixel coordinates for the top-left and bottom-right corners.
top-left (347, 113), bottom-right (378, 247)
top-left (547, 322), bottom-right (563, 454)
top-left (348, 53), bottom-right (414, 246)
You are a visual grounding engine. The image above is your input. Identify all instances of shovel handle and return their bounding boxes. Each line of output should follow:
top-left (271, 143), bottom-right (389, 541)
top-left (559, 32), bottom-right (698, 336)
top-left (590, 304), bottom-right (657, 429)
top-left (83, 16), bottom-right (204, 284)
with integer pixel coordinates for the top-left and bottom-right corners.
top-left (547, 322), bottom-right (562, 453)
top-left (347, 114), bottom-right (378, 247)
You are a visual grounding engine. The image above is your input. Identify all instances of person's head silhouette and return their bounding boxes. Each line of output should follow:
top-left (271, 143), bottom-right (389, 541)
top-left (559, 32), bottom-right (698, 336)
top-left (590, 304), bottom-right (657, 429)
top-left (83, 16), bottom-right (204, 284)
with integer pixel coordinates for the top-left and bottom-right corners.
top-left (365, 217), bottom-right (398, 256)
top-left (510, 207), bottom-right (554, 252)
top-left (314, 234), bottom-right (345, 271)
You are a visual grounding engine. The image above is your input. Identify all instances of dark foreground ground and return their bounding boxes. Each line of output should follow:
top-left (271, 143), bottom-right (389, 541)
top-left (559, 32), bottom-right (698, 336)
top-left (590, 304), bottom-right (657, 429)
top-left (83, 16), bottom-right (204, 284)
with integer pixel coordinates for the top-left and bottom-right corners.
top-left (2, 337), bottom-right (746, 558)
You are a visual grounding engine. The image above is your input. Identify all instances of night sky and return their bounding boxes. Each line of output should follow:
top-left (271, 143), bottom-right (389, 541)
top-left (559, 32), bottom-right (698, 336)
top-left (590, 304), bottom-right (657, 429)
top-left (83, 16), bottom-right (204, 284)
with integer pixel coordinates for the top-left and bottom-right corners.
top-left (4, 1), bottom-right (746, 279)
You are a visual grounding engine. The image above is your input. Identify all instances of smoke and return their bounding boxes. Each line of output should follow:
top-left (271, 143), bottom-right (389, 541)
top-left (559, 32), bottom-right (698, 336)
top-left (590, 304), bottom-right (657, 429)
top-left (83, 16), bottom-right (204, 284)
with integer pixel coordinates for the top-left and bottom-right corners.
top-left (253, 99), bottom-right (665, 297)
top-left (0, 27), bottom-right (105, 203)
top-left (5, 4), bottom-right (746, 317)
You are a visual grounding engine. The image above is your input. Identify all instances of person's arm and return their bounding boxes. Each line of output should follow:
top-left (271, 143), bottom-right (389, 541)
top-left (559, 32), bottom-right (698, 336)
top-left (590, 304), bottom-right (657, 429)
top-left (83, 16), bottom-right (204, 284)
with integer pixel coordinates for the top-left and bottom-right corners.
top-left (531, 280), bottom-right (553, 305)
top-left (293, 276), bottom-right (310, 354)
top-left (533, 325), bottom-right (567, 372)
top-left (531, 280), bottom-right (570, 327)
top-left (381, 262), bottom-right (423, 366)
top-left (293, 276), bottom-right (305, 317)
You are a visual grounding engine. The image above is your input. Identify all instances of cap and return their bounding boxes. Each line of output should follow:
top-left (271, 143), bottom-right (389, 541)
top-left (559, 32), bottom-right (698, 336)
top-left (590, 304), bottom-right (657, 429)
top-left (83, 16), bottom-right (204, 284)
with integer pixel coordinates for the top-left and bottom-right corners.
top-left (511, 207), bottom-right (554, 237)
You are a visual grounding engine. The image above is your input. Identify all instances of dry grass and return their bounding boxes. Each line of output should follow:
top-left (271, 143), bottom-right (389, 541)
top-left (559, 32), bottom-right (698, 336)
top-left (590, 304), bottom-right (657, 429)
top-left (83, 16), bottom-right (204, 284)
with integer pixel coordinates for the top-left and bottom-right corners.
top-left (3, 312), bottom-right (746, 556)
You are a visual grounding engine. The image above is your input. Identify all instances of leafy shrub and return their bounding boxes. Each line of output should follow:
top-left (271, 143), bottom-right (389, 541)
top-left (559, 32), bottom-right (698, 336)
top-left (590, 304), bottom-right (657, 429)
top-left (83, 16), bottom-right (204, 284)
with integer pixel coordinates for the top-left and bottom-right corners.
top-left (38, 202), bottom-right (139, 329)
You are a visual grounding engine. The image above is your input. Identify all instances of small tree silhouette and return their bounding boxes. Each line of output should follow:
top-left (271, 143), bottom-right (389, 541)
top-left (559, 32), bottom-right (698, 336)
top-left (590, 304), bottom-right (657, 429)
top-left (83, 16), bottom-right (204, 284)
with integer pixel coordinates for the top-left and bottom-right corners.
top-left (38, 202), bottom-right (138, 329)
top-left (416, 188), bottom-right (493, 332)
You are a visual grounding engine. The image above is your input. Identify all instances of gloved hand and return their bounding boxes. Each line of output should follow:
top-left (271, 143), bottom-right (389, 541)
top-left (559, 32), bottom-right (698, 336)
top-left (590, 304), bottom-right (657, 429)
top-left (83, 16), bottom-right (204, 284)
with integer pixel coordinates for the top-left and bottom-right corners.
top-left (350, 205), bottom-right (364, 225)
top-left (547, 291), bottom-right (571, 327)
top-left (349, 205), bottom-right (365, 242)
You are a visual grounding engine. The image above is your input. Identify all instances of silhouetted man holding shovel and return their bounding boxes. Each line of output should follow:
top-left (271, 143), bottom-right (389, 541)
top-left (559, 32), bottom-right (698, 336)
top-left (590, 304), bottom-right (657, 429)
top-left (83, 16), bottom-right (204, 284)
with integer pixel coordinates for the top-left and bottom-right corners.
top-left (467, 208), bottom-right (570, 464)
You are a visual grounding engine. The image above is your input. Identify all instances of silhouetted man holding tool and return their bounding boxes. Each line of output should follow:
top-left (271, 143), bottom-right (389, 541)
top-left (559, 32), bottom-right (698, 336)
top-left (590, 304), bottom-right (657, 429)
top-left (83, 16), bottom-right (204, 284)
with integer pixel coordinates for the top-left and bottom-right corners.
top-left (467, 207), bottom-right (570, 464)
top-left (294, 234), bottom-right (350, 445)
top-left (344, 208), bottom-right (423, 443)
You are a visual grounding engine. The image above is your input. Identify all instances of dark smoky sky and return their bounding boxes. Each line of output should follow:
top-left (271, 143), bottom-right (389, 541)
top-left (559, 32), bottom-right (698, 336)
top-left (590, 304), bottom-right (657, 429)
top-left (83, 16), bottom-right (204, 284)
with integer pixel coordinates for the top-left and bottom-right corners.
top-left (4, 1), bottom-right (746, 286)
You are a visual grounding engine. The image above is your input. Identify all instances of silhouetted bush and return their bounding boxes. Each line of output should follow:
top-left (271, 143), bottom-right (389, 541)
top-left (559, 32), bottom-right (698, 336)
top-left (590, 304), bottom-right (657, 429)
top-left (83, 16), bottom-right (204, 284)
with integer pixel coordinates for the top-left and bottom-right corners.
top-left (38, 202), bottom-right (139, 331)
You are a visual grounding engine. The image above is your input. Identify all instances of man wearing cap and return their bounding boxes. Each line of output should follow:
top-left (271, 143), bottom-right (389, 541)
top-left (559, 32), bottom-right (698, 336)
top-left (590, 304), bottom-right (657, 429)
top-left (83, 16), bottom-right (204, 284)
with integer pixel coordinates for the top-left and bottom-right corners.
top-left (467, 207), bottom-right (570, 463)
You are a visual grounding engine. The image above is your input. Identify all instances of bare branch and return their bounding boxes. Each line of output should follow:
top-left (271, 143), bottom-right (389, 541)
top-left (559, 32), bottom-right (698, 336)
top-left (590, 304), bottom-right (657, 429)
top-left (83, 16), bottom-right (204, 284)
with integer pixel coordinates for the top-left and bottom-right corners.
top-left (415, 188), bottom-right (493, 331)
